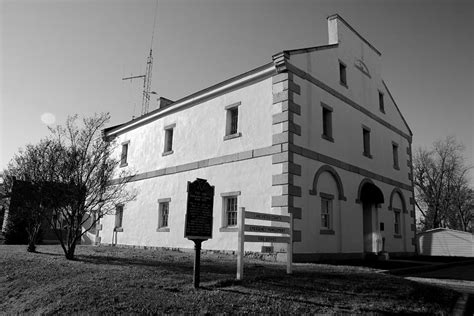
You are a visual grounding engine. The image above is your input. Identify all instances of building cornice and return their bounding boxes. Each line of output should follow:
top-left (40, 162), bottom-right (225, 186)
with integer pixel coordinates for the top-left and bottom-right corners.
top-left (105, 62), bottom-right (276, 137)
top-left (382, 80), bottom-right (413, 136)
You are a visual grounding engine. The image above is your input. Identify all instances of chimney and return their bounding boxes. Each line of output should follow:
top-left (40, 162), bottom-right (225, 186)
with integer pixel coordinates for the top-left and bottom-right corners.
top-left (157, 97), bottom-right (174, 110)
top-left (327, 14), bottom-right (339, 45)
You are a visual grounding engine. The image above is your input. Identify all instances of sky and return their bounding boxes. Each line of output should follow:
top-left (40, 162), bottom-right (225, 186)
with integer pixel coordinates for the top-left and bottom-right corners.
top-left (1, 0), bottom-right (473, 176)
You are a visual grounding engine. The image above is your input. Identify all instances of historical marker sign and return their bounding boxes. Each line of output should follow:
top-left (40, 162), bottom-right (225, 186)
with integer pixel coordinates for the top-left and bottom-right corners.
top-left (184, 178), bottom-right (214, 289)
top-left (185, 178), bottom-right (215, 240)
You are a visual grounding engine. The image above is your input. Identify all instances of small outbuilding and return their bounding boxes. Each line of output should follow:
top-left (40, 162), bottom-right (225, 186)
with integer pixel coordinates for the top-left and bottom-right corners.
top-left (417, 228), bottom-right (473, 257)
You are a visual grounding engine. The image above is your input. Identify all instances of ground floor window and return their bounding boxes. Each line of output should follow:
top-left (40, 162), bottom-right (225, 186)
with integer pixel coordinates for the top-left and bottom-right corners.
top-left (394, 210), bottom-right (401, 235)
top-left (159, 202), bottom-right (169, 228)
top-left (320, 194), bottom-right (334, 230)
top-left (224, 196), bottom-right (238, 227)
top-left (115, 205), bottom-right (123, 229)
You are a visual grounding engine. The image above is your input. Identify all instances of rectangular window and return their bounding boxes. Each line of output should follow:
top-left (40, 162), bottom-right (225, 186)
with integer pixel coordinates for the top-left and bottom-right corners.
top-left (321, 104), bottom-right (333, 141)
top-left (363, 127), bottom-right (371, 158)
top-left (164, 128), bottom-right (173, 153)
top-left (392, 142), bottom-right (399, 169)
top-left (120, 143), bottom-right (128, 166)
top-left (224, 102), bottom-right (241, 140)
top-left (115, 205), bottom-right (123, 228)
top-left (158, 202), bottom-right (169, 228)
top-left (379, 91), bottom-right (385, 113)
top-left (339, 61), bottom-right (347, 86)
top-left (224, 196), bottom-right (238, 227)
top-left (229, 108), bottom-right (238, 135)
top-left (394, 211), bottom-right (401, 235)
top-left (321, 198), bottom-right (332, 230)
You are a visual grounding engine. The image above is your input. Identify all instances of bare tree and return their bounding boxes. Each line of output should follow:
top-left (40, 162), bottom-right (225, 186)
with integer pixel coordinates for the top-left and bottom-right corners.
top-left (48, 113), bottom-right (136, 259)
top-left (413, 136), bottom-right (472, 231)
top-left (447, 178), bottom-right (473, 232)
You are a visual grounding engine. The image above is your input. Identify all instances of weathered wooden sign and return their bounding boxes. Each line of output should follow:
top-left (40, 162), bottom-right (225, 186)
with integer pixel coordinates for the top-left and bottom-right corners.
top-left (184, 178), bottom-right (215, 289)
top-left (185, 178), bottom-right (214, 240)
top-left (245, 211), bottom-right (290, 222)
top-left (244, 224), bottom-right (290, 234)
top-left (237, 207), bottom-right (293, 280)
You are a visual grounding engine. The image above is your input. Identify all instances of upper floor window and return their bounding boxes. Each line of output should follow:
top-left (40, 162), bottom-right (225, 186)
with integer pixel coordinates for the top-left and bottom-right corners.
top-left (378, 91), bottom-right (385, 113)
top-left (224, 102), bottom-right (242, 140)
top-left (392, 142), bottom-right (399, 170)
top-left (321, 103), bottom-right (334, 142)
top-left (229, 108), bottom-right (238, 134)
top-left (163, 124), bottom-right (175, 156)
top-left (362, 126), bottom-right (372, 158)
top-left (120, 142), bottom-right (129, 167)
top-left (339, 61), bottom-right (347, 87)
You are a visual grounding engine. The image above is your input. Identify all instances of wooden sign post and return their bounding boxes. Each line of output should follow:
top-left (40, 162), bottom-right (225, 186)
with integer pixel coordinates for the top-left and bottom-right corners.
top-left (237, 207), bottom-right (293, 280)
top-left (184, 178), bottom-right (214, 288)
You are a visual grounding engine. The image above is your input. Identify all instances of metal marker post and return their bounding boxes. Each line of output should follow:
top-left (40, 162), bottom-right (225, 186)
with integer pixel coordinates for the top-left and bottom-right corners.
top-left (193, 239), bottom-right (202, 288)
top-left (236, 207), bottom-right (245, 280)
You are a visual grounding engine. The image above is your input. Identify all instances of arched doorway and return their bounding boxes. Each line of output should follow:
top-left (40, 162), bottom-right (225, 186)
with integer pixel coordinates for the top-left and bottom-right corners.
top-left (357, 179), bottom-right (384, 254)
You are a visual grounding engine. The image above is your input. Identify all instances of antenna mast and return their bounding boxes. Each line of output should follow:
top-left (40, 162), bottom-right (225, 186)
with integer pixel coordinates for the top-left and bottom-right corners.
top-left (122, 0), bottom-right (159, 117)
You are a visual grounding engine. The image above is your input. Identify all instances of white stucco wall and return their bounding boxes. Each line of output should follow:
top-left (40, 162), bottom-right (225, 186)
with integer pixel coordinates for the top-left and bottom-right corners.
top-left (293, 156), bottom-right (414, 255)
top-left (98, 15), bottom-right (416, 258)
top-left (290, 18), bottom-right (410, 140)
top-left (288, 16), bottom-right (415, 256)
top-left (100, 156), bottom-right (273, 252)
top-left (100, 76), bottom-right (278, 252)
top-left (113, 77), bottom-right (273, 176)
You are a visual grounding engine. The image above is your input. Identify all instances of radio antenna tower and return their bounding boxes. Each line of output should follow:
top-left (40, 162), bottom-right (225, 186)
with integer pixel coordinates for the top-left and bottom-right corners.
top-left (122, 0), bottom-right (159, 116)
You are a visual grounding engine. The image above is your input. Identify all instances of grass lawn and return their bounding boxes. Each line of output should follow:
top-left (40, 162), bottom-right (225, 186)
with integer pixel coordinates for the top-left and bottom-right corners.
top-left (0, 244), bottom-right (460, 314)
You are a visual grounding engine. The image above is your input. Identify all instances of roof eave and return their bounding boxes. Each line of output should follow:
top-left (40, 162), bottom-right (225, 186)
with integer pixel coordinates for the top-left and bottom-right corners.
top-left (382, 80), bottom-right (413, 137)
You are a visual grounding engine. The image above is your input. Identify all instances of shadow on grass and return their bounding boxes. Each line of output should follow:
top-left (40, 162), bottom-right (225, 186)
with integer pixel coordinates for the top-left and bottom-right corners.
top-left (35, 250), bottom-right (65, 257)
top-left (74, 253), bottom-right (241, 278)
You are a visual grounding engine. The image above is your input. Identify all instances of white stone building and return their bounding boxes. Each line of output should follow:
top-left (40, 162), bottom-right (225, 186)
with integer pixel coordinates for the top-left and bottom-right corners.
top-left (98, 14), bottom-right (416, 261)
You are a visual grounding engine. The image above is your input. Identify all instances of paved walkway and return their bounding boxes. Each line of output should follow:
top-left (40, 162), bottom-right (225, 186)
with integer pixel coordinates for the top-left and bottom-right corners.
top-left (402, 263), bottom-right (474, 315)
top-left (405, 277), bottom-right (474, 294)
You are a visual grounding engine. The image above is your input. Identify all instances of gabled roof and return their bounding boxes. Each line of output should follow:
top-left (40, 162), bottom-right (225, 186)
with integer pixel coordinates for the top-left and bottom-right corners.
top-left (420, 227), bottom-right (473, 236)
